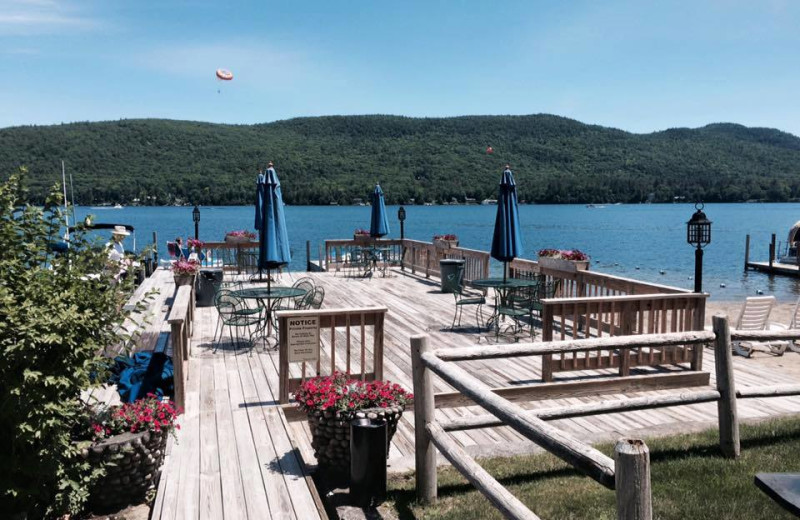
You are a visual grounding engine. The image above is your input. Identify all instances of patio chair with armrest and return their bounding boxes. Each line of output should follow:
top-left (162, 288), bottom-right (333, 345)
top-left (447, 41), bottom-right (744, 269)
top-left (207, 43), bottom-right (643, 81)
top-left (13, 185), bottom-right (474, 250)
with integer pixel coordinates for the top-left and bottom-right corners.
top-left (496, 285), bottom-right (538, 339)
top-left (762, 295), bottom-right (800, 354)
top-left (449, 266), bottom-right (486, 330)
top-left (213, 289), bottom-right (262, 350)
top-left (308, 287), bottom-right (325, 309)
top-left (732, 296), bottom-right (786, 357)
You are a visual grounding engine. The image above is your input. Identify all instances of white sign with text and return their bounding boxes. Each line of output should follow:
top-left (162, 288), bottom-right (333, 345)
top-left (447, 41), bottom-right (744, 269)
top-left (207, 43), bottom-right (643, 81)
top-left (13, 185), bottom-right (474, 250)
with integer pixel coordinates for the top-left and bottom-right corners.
top-left (287, 315), bottom-right (320, 363)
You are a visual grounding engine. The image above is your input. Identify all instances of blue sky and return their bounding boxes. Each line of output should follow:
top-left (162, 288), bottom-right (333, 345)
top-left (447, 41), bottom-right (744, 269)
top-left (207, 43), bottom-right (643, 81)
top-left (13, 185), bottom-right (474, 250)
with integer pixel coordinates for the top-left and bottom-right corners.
top-left (2, 0), bottom-right (800, 135)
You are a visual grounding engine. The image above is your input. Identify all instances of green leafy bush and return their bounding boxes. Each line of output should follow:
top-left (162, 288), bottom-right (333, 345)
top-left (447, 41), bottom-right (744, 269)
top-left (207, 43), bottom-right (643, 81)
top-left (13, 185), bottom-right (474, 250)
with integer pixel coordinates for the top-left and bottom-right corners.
top-left (0, 170), bottom-right (134, 517)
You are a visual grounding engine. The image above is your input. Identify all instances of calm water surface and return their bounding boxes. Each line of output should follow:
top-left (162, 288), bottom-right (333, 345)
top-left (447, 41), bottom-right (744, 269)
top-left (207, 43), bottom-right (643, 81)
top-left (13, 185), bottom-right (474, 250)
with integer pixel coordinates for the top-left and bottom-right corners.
top-left (72, 203), bottom-right (800, 302)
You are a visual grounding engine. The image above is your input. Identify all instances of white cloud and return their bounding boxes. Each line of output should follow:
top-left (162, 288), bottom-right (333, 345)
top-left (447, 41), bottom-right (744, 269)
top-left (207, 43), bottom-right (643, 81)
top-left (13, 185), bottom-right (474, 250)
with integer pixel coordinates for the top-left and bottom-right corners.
top-left (0, 0), bottom-right (100, 35)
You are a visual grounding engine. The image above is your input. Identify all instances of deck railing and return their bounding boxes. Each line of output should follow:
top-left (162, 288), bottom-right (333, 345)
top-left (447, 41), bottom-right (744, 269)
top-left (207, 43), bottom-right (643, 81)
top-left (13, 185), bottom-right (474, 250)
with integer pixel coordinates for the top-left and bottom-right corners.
top-left (324, 238), bottom-right (405, 270)
top-left (276, 307), bottom-right (388, 404)
top-left (541, 293), bottom-right (708, 381)
top-left (167, 283), bottom-right (194, 411)
top-left (195, 241), bottom-right (260, 273)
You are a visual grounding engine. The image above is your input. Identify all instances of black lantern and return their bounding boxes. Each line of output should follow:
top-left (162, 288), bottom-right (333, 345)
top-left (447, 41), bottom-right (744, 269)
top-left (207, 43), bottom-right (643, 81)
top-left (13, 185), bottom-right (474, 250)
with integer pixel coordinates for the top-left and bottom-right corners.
top-left (193, 205), bottom-right (200, 240)
top-left (687, 203), bottom-right (711, 292)
top-left (398, 206), bottom-right (406, 270)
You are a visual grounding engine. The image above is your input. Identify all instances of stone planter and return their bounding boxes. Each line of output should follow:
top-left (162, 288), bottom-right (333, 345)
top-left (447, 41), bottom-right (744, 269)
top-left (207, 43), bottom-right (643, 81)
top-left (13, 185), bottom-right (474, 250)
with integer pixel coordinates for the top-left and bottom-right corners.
top-left (173, 273), bottom-right (195, 287)
top-left (83, 429), bottom-right (167, 511)
top-left (307, 406), bottom-right (404, 473)
top-left (538, 256), bottom-right (590, 272)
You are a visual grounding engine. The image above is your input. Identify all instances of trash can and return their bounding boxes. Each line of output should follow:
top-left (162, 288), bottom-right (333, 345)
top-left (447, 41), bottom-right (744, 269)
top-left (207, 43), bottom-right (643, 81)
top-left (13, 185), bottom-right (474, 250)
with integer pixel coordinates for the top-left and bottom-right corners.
top-left (196, 268), bottom-right (223, 307)
top-left (350, 417), bottom-right (387, 507)
top-left (440, 258), bottom-right (465, 293)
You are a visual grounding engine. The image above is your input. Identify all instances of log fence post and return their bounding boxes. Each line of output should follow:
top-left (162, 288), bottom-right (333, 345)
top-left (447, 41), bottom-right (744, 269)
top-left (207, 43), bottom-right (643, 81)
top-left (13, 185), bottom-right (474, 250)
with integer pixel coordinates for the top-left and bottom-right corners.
top-left (712, 314), bottom-right (740, 458)
top-left (615, 438), bottom-right (652, 520)
top-left (411, 335), bottom-right (437, 503)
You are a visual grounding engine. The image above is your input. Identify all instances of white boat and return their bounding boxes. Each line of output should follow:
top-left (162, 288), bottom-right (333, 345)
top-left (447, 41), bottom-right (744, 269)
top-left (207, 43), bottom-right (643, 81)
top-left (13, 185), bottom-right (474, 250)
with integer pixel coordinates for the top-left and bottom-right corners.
top-left (113, 204), bottom-right (124, 209)
top-left (778, 221), bottom-right (800, 264)
top-left (481, 199), bottom-right (497, 205)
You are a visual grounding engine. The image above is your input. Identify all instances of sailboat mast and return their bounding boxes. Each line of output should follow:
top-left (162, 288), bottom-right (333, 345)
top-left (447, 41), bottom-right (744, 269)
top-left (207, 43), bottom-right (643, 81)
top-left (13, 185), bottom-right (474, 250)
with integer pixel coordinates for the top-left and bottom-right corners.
top-left (62, 161), bottom-right (69, 239)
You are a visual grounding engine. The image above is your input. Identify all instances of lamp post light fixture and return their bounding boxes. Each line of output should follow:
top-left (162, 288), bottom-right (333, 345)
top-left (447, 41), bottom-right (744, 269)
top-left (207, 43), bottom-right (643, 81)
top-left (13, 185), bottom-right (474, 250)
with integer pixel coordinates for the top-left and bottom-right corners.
top-left (398, 206), bottom-right (406, 271)
top-left (193, 205), bottom-right (200, 240)
top-left (686, 202), bottom-right (712, 293)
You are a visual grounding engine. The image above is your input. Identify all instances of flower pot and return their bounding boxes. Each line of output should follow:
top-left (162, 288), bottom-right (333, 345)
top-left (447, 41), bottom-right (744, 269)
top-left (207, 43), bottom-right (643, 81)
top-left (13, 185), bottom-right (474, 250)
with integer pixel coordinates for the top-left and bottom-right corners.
top-left (83, 429), bottom-right (167, 511)
top-left (538, 256), bottom-right (589, 272)
top-left (173, 273), bottom-right (195, 287)
top-left (225, 234), bottom-right (251, 244)
top-left (307, 405), bottom-right (404, 474)
top-left (353, 234), bottom-right (371, 242)
top-left (434, 238), bottom-right (459, 249)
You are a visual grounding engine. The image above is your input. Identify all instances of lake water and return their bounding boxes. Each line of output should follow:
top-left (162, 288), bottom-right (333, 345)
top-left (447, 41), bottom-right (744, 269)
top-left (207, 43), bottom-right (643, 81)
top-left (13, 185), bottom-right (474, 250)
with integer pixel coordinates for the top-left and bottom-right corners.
top-left (72, 203), bottom-right (800, 302)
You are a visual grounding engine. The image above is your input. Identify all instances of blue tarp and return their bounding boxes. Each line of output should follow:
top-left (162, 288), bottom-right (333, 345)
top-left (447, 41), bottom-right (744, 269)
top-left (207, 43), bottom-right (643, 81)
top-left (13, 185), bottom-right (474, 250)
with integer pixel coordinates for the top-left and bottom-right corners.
top-left (109, 351), bottom-right (174, 403)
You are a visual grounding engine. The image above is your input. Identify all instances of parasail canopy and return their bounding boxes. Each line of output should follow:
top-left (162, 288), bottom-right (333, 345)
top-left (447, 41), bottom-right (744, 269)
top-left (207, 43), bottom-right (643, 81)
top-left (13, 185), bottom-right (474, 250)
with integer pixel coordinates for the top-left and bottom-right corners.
top-left (216, 68), bottom-right (233, 81)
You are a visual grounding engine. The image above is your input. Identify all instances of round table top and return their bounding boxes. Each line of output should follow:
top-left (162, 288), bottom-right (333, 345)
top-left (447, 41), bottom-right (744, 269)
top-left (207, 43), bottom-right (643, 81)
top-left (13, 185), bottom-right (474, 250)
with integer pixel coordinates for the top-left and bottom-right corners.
top-left (471, 278), bottom-right (539, 289)
top-left (233, 287), bottom-right (307, 299)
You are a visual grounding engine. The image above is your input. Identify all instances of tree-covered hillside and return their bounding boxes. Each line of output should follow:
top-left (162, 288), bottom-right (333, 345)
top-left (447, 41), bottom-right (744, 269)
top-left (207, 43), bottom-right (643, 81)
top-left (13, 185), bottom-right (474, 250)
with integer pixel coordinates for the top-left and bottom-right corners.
top-left (1, 114), bottom-right (799, 205)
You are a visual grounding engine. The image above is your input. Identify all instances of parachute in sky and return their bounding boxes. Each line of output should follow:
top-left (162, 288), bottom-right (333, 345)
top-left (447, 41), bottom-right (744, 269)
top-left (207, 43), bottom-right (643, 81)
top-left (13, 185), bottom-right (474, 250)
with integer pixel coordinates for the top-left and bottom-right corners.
top-left (216, 69), bottom-right (233, 81)
top-left (486, 145), bottom-right (494, 154)
top-left (216, 69), bottom-right (233, 93)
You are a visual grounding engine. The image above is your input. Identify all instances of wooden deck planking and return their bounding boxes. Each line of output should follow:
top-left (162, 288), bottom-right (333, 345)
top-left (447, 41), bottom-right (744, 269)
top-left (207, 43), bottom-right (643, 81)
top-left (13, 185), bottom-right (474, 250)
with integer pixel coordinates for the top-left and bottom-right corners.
top-left (151, 267), bottom-right (800, 518)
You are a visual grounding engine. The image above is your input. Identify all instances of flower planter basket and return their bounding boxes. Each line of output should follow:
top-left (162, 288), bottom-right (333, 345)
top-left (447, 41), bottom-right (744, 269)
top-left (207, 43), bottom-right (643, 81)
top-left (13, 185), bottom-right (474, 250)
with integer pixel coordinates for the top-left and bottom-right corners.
top-left (538, 256), bottom-right (589, 272)
top-left (353, 234), bottom-right (372, 242)
top-left (173, 273), bottom-right (195, 287)
top-left (225, 234), bottom-right (252, 244)
top-left (83, 429), bottom-right (167, 511)
top-left (307, 405), bottom-right (404, 472)
top-left (434, 238), bottom-right (459, 249)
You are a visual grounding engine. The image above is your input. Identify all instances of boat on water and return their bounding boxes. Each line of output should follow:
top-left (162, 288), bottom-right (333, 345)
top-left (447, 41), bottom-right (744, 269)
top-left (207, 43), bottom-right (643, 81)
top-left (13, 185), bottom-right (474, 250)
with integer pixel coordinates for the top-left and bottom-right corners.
top-left (586, 204), bottom-right (606, 208)
top-left (778, 221), bottom-right (800, 264)
top-left (481, 199), bottom-right (497, 205)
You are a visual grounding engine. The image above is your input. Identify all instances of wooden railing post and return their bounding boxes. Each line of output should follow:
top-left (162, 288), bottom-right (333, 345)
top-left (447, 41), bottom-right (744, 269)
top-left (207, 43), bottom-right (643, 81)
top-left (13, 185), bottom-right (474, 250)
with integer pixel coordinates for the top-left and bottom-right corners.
top-left (373, 312), bottom-right (385, 381)
top-left (712, 314), bottom-right (740, 458)
top-left (278, 315), bottom-right (290, 403)
top-left (542, 304), bottom-right (554, 382)
top-left (411, 335), bottom-right (437, 504)
top-left (615, 438), bottom-right (652, 520)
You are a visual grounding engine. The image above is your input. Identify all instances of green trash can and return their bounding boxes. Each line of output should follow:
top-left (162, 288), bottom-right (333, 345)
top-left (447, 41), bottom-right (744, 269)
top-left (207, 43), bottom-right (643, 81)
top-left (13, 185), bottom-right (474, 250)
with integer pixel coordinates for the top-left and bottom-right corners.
top-left (440, 258), bottom-right (465, 293)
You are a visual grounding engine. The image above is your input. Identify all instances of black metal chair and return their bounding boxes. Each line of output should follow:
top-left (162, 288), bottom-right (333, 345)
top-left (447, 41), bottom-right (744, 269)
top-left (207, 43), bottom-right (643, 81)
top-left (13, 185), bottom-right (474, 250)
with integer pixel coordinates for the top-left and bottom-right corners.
top-left (449, 266), bottom-right (486, 330)
top-left (213, 290), bottom-right (262, 351)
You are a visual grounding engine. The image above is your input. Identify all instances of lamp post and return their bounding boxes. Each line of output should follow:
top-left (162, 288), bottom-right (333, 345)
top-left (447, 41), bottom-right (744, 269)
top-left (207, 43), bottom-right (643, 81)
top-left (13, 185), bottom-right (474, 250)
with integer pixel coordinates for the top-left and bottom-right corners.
top-left (398, 206), bottom-right (406, 271)
top-left (687, 203), bottom-right (712, 293)
top-left (193, 205), bottom-right (200, 240)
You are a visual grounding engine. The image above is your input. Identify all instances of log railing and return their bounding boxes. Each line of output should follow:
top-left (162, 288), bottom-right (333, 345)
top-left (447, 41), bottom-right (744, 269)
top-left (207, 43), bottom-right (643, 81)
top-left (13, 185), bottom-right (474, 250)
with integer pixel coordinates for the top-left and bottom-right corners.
top-left (541, 293), bottom-right (708, 381)
top-left (411, 320), bottom-right (800, 519)
top-left (167, 284), bottom-right (194, 411)
top-left (277, 307), bottom-right (388, 403)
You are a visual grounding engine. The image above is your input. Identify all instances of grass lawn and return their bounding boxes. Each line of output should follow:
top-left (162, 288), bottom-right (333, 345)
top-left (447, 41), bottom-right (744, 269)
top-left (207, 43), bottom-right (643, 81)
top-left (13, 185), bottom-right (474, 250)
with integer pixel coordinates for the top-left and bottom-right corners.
top-left (384, 416), bottom-right (800, 519)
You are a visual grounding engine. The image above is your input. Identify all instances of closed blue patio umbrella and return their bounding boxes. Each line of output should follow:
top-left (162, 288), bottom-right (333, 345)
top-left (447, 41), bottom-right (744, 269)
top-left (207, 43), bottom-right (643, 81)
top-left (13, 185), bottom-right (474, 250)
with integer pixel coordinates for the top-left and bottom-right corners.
top-left (490, 166), bottom-right (523, 282)
top-left (370, 184), bottom-right (390, 238)
top-left (255, 163), bottom-right (291, 289)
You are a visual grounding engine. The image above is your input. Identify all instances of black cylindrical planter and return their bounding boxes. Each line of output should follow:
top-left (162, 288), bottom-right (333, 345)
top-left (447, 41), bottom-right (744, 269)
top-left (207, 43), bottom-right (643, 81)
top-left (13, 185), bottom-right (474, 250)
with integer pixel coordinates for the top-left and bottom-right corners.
top-left (350, 417), bottom-right (387, 507)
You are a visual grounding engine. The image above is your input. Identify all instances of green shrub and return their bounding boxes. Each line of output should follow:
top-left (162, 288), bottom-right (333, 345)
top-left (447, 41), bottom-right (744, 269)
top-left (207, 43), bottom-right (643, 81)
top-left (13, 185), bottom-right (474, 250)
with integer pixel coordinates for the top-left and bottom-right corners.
top-left (0, 170), bottom-right (134, 517)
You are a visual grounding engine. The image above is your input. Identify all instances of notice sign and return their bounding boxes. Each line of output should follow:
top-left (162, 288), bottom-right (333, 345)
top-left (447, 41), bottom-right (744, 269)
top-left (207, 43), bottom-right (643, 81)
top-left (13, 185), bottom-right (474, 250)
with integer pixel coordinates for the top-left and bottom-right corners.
top-left (287, 315), bottom-right (320, 363)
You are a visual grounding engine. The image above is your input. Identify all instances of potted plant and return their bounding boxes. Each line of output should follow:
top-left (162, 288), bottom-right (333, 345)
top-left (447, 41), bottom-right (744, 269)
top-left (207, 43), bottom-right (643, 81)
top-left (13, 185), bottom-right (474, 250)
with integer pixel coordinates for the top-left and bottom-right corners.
top-left (172, 258), bottom-right (200, 286)
top-left (187, 238), bottom-right (204, 251)
top-left (295, 372), bottom-right (412, 474)
top-left (537, 249), bottom-right (590, 272)
top-left (353, 228), bottom-right (371, 241)
top-left (433, 234), bottom-right (459, 249)
top-left (225, 230), bottom-right (256, 244)
top-left (78, 394), bottom-right (181, 511)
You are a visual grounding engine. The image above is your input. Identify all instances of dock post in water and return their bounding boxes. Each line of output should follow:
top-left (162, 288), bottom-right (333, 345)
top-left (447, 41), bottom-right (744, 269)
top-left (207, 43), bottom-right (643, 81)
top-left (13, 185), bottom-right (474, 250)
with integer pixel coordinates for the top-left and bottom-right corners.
top-left (306, 240), bottom-right (311, 272)
top-left (769, 233), bottom-right (776, 268)
top-left (152, 231), bottom-right (158, 264)
top-left (743, 234), bottom-right (750, 271)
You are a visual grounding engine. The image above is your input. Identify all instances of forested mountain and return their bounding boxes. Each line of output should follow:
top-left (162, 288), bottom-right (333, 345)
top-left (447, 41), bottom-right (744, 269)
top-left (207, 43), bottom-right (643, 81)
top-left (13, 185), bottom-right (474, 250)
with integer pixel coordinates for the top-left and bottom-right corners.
top-left (1, 115), bottom-right (799, 205)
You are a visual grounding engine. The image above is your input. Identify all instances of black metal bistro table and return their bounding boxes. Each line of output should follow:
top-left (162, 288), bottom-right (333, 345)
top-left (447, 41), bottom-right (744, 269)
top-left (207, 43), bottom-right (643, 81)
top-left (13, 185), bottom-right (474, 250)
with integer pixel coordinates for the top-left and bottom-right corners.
top-left (232, 286), bottom-right (307, 347)
top-left (471, 278), bottom-right (540, 331)
top-left (357, 246), bottom-right (392, 277)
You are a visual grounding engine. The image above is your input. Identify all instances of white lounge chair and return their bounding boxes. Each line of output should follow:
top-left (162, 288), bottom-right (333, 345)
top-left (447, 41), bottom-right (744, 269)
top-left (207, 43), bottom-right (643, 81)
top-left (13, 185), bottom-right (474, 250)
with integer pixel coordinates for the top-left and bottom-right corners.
top-left (766, 296), bottom-right (800, 354)
top-left (733, 296), bottom-right (786, 357)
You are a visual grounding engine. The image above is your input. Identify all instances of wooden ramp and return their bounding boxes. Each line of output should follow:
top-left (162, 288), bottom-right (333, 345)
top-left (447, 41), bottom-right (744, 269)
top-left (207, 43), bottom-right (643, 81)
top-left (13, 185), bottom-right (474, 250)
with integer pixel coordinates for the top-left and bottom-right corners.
top-left (149, 267), bottom-right (800, 518)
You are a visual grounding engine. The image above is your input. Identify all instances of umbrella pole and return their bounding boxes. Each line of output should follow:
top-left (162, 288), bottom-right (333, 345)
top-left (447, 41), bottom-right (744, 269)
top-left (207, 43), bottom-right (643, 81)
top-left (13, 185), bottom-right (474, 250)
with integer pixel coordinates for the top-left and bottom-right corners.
top-left (503, 262), bottom-right (508, 283)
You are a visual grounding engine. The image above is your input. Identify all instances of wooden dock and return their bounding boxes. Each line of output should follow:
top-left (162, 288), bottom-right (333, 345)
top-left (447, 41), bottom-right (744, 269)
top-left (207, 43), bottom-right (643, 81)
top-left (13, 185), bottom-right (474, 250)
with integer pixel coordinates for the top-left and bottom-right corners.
top-left (746, 261), bottom-right (800, 277)
top-left (146, 267), bottom-right (800, 519)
